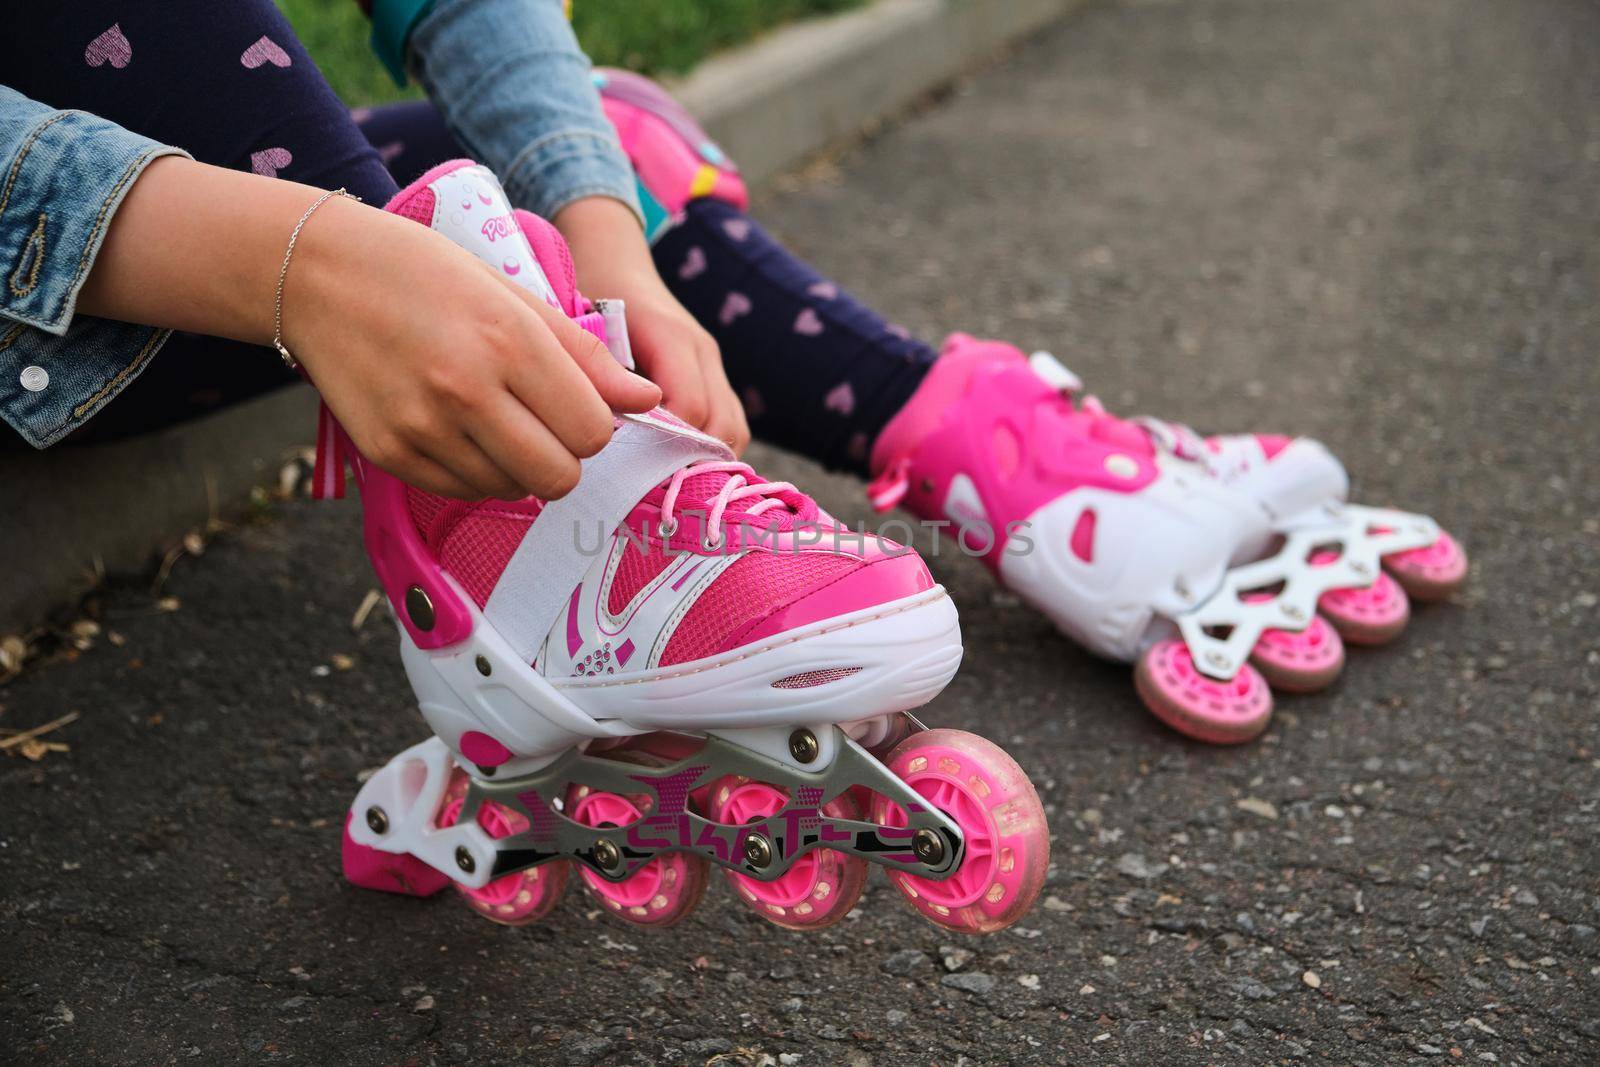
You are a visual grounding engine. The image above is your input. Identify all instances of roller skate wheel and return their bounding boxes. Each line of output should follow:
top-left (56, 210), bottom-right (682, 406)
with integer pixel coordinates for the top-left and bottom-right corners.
top-left (437, 773), bottom-right (568, 926)
top-left (710, 777), bottom-right (867, 931)
top-left (1382, 530), bottom-right (1468, 602)
top-left (1317, 570), bottom-right (1410, 645)
top-left (871, 729), bottom-right (1049, 934)
top-left (566, 744), bottom-right (709, 928)
top-left (1134, 638), bottom-right (1274, 744)
top-left (1248, 614), bottom-right (1346, 694)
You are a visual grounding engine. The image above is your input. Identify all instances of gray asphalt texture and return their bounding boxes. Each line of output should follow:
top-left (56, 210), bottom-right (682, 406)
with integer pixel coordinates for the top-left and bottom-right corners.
top-left (4, 1), bottom-right (1598, 1063)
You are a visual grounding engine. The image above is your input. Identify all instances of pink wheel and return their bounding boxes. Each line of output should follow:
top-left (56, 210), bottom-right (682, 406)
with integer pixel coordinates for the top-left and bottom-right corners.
top-left (437, 773), bottom-right (568, 926)
top-left (1134, 638), bottom-right (1274, 743)
top-left (1383, 530), bottom-right (1468, 602)
top-left (1317, 571), bottom-right (1410, 645)
top-left (709, 778), bottom-right (867, 931)
top-left (870, 729), bottom-right (1049, 934)
top-left (566, 751), bottom-right (709, 928)
top-left (1247, 613), bottom-right (1346, 693)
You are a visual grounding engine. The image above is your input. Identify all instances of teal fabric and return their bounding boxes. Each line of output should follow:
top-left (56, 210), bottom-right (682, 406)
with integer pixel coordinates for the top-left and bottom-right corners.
top-left (370, 0), bottom-right (438, 84)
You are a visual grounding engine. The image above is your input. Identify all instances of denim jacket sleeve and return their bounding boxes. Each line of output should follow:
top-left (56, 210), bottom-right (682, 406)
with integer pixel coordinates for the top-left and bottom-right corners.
top-left (0, 85), bottom-right (190, 447)
top-left (403, 0), bottom-right (644, 226)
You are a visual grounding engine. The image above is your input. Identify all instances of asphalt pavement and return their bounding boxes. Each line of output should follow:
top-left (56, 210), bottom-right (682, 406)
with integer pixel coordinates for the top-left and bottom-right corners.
top-left (3, 0), bottom-right (1597, 1063)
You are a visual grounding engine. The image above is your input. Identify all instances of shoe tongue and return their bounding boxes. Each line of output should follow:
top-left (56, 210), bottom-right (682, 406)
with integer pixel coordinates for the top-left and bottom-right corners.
top-left (410, 163), bottom-right (563, 309)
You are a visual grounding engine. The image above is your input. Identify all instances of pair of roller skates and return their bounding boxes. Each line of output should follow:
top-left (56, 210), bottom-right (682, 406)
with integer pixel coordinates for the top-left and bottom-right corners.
top-left (330, 77), bottom-right (1464, 938)
top-left (332, 161), bottom-right (1050, 934)
top-left (597, 67), bottom-right (1468, 746)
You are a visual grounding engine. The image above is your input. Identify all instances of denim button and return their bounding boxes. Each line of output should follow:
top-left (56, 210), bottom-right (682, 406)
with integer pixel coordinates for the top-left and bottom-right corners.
top-left (20, 365), bottom-right (49, 391)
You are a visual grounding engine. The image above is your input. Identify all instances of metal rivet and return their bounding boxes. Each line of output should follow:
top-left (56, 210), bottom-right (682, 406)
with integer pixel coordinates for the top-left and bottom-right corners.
top-left (788, 728), bottom-right (819, 764)
top-left (744, 833), bottom-right (773, 870)
top-left (19, 365), bottom-right (48, 392)
top-left (365, 806), bottom-right (388, 834)
top-left (593, 838), bottom-right (621, 872)
top-left (475, 655), bottom-right (492, 677)
top-left (454, 845), bottom-right (476, 874)
top-left (1350, 561), bottom-right (1371, 577)
top-left (1206, 651), bottom-right (1230, 669)
top-left (1282, 604), bottom-right (1305, 621)
top-left (913, 828), bottom-right (945, 866)
top-left (405, 585), bottom-right (435, 631)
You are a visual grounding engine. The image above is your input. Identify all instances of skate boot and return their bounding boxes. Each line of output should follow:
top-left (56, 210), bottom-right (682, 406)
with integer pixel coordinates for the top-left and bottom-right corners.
top-left (866, 335), bottom-right (1464, 744)
top-left (594, 67), bottom-right (748, 240)
top-left (330, 163), bottom-right (1049, 934)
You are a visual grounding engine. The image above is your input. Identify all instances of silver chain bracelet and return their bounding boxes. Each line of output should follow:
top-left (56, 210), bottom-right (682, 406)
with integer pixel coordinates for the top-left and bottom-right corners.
top-left (272, 187), bottom-right (361, 371)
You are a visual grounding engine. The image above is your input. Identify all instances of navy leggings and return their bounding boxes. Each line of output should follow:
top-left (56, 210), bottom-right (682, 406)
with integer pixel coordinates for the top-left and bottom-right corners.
top-left (6, 6), bottom-right (936, 474)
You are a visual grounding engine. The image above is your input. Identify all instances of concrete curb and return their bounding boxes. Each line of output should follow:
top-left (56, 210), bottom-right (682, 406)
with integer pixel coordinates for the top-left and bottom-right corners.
top-left (1, 387), bottom-right (320, 630)
top-left (0, 0), bottom-right (1086, 631)
top-left (675, 0), bottom-right (1089, 188)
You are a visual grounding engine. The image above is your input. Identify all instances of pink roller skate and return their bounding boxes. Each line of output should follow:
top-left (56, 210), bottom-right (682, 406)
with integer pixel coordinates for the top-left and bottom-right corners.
top-left (867, 335), bottom-right (1464, 744)
top-left (333, 163), bottom-right (1048, 934)
top-left (594, 68), bottom-right (748, 240)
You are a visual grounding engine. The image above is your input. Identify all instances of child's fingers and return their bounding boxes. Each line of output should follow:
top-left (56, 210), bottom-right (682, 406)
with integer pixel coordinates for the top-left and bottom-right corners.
top-left (439, 429), bottom-right (540, 501)
top-left (470, 393), bottom-right (586, 500)
top-left (515, 286), bottom-right (662, 414)
top-left (388, 448), bottom-right (490, 502)
top-left (628, 318), bottom-right (709, 428)
top-left (694, 334), bottom-right (749, 453)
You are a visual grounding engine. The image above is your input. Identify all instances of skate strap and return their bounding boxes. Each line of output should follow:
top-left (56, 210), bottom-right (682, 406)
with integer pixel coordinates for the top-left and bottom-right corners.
top-left (312, 401), bottom-right (346, 500)
top-left (571, 300), bottom-right (637, 372)
top-left (866, 457), bottom-right (912, 512)
top-left (1029, 351), bottom-right (1214, 464)
top-left (483, 410), bottom-right (734, 664)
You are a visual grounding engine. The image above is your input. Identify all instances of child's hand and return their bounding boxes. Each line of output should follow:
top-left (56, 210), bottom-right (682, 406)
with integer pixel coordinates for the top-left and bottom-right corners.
top-left (78, 159), bottom-right (661, 501)
top-left (286, 199), bottom-right (662, 499)
top-left (556, 197), bottom-right (750, 454)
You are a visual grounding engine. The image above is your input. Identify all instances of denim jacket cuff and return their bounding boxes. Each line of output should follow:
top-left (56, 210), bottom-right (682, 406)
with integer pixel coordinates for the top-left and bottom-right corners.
top-left (0, 109), bottom-right (190, 336)
top-left (501, 130), bottom-right (644, 224)
top-left (408, 0), bottom-right (645, 228)
top-left (0, 318), bottom-right (172, 448)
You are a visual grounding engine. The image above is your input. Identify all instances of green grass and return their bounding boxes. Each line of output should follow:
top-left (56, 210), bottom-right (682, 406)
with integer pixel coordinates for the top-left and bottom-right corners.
top-left (277, 0), bottom-right (866, 108)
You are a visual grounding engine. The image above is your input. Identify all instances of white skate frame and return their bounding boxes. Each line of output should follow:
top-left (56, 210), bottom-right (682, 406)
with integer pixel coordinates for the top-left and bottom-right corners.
top-left (1175, 502), bottom-right (1439, 679)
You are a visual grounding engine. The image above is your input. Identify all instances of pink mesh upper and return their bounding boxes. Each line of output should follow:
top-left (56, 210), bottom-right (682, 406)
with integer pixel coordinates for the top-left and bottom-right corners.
top-left (407, 489), bottom-right (450, 543)
top-left (659, 552), bottom-right (861, 666)
top-left (607, 542), bottom-right (676, 615)
top-left (401, 486), bottom-right (544, 608)
top-left (512, 209), bottom-right (580, 316)
top-left (437, 512), bottom-right (528, 607)
top-left (389, 187), bottom-right (435, 226)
